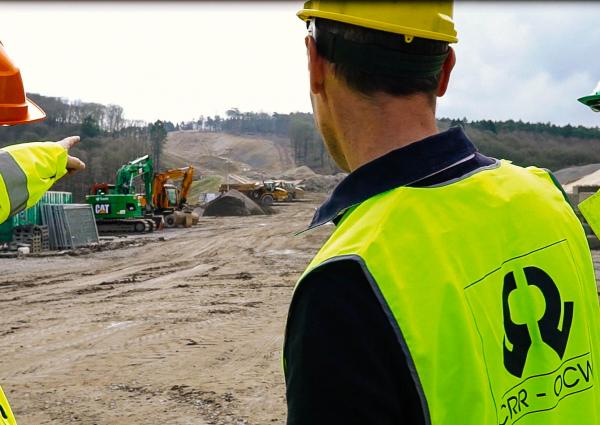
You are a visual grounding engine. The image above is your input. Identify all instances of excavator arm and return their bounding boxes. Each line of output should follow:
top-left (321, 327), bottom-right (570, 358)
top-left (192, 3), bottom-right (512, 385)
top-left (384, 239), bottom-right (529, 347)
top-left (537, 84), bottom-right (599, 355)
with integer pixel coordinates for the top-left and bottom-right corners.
top-left (179, 167), bottom-right (194, 206)
top-left (115, 155), bottom-right (154, 209)
top-left (152, 166), bottom-right (195, 210)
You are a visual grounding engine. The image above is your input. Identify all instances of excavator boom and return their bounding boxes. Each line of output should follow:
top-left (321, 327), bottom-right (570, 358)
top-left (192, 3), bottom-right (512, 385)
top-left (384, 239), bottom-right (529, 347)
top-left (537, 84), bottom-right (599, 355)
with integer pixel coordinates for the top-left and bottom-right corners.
top-left (152, 166), bottom-right (195, 210)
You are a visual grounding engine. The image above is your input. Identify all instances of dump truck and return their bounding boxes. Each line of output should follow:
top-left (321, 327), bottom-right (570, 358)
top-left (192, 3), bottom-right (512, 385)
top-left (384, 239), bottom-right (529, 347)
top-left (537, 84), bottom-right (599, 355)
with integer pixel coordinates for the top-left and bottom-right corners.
top-left (272, 180), bottom-right (305, 201)
top-left (218, 181), bottom-right (288, 206)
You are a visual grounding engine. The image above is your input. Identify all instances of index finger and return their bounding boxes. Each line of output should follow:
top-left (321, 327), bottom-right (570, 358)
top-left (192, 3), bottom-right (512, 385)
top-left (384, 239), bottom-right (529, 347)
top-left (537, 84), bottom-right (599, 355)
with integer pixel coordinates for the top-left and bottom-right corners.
top-left (57, 136), bottom-right (81, 151)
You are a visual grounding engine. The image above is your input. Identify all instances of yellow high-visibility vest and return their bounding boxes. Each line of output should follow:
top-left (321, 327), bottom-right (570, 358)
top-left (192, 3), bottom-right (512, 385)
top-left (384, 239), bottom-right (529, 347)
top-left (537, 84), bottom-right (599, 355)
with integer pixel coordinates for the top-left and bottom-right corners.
top-left (0, 141), bottom-right (68, 424)
top-left (285, 160), bottom-right (600, 425)
top-left (0, 142), bottom-right (68, 224)
top-left (0, 386), bottom-right (16, 425)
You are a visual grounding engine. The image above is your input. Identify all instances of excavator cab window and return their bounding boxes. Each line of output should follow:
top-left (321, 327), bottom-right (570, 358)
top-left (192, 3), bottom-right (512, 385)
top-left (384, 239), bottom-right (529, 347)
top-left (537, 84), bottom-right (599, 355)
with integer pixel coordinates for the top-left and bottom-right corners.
top-left (166, 187), bottom-right (178, 207)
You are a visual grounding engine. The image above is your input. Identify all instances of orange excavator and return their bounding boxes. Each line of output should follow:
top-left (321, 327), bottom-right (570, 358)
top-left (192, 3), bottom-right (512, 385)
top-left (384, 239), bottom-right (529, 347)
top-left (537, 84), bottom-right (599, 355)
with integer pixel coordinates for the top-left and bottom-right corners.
top-left (152, 166), bottom-right (199, 227)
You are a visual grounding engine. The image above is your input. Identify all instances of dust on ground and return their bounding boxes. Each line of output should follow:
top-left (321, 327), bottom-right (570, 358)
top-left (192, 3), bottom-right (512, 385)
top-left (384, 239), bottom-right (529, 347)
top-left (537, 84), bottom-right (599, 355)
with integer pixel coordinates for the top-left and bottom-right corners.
top-left (1, 195), bottom-right (599, 425)
top-left (0, 196), bottom-right (332, 425)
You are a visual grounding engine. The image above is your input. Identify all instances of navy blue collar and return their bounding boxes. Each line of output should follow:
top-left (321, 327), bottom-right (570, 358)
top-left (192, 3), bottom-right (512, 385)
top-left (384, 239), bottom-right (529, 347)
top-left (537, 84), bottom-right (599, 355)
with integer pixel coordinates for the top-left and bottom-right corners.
top-left (307, 127), bottom-right (482, 230)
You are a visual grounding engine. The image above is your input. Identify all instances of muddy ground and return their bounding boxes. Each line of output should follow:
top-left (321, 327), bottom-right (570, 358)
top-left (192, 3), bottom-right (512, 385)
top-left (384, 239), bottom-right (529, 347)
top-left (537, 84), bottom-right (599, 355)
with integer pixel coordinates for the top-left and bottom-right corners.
top-left (1, 196), bottom-right (599, 425)
top-left (0, 197), bottom-right (332, 425)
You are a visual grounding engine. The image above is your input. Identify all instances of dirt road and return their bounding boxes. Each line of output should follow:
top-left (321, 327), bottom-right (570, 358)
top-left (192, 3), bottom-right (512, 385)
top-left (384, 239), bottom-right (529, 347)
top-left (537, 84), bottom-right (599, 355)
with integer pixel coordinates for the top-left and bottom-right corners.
top-left (1, 196), bottom-right (599, 425)
top-left (0, 198), bottom-right (332, 425)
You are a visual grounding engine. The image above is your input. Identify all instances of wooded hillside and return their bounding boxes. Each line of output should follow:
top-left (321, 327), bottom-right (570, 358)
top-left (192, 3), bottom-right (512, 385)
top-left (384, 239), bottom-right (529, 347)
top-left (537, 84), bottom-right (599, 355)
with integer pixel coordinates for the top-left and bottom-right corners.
top-left (441, 118), bottom-right (600, 171)
top-left (0, 94), bottom-right (599, 201)
top-left (0, 94), bottom-right (169, 201)
top-left (184, 110), bottom-right (600, 174)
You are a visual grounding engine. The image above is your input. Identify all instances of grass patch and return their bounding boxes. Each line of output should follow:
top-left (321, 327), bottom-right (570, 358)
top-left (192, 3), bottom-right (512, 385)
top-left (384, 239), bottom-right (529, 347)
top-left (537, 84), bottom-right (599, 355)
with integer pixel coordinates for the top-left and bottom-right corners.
top-left (189, 175), bottom-right (224, 203)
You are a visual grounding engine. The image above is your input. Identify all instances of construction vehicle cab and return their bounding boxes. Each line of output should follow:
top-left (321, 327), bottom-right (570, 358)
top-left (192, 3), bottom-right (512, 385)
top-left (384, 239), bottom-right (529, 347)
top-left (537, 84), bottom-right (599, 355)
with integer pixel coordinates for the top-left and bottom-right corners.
top-left (164, 184), bottom-right (179, 208)
top-left (153, 166), bottom-right (194, 214)
top-left (273, 180), bottom-right (304, 201)
top-left (90, 183), bottom-right (115, 196)
top-left (86, 155), bottom-right (160, 233)
top-left (152, 166), bottom-right (198, 228)
top-left (115, 155), bottom-right (154, 212)
top-left (263, 181), bottom-right (289, 203)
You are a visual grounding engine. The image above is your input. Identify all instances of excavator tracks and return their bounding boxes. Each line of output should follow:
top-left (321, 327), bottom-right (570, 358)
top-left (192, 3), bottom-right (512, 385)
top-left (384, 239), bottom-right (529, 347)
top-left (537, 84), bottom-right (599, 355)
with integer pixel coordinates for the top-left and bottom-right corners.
top-left (95, 218), bottom-right (157, 235)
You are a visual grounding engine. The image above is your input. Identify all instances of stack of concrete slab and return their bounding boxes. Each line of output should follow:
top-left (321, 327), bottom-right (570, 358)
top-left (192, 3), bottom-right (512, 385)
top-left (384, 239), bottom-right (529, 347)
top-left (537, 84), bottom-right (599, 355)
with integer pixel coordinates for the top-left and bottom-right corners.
top-left (12, 224), bottom-right (49, 253)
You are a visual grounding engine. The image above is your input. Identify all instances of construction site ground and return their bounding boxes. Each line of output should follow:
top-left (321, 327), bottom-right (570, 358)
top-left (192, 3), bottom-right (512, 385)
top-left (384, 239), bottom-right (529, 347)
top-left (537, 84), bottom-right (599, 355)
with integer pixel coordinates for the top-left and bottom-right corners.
top-left (1, 195), bottom-right (600, 425)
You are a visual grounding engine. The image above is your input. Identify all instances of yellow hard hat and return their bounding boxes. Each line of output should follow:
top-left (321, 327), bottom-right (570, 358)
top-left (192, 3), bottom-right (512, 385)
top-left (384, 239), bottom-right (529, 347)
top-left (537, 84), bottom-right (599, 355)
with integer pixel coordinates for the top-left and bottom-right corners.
top-left (297, 1), bottom-right (458, 44)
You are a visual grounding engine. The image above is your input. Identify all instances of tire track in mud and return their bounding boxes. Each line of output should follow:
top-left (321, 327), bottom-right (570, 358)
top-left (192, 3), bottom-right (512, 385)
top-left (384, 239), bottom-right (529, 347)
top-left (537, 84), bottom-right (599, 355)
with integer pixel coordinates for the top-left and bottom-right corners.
top-left (0, 273), bottom-right (77, 293)
top-left (1, 304), bottom-right (257, 380)
top-left (1, 263), bottom-right (277, 381)
top-left (0, 197), bottom-right (331, 424)
top-left (109, 382), bottom-right (249, 425)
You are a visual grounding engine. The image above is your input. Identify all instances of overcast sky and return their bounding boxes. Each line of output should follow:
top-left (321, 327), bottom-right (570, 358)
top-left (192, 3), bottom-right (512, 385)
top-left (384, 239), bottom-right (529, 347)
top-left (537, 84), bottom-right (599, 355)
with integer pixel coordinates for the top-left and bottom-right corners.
top-left (1, 1), bottom-right (598, 127)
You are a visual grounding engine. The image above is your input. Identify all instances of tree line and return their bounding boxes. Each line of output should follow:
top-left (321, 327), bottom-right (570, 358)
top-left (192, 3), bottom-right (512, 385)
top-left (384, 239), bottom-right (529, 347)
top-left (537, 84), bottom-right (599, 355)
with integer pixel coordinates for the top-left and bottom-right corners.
top-left (446, 117), bottom-right (600, 140)
top-left (176, 109), bottom-right (600, 175)
top-left (1, 94), bottom-right (599, 201)
top-left (0, 94), bottom-right (168, 201)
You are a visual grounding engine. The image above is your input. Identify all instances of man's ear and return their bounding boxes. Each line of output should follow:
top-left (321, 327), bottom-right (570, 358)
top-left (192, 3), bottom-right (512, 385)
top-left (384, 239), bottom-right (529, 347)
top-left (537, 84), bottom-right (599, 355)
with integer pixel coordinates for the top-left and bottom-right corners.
top-left (436, 46), bottom-right (456, 97)
top-left (306, 35), bottom-right (326, 95)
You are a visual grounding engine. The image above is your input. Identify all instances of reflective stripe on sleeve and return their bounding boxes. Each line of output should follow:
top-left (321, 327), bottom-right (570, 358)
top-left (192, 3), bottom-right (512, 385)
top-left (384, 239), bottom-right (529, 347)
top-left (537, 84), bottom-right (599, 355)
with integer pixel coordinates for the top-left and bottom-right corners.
top-left (0, 151), bottom-right (29, 216)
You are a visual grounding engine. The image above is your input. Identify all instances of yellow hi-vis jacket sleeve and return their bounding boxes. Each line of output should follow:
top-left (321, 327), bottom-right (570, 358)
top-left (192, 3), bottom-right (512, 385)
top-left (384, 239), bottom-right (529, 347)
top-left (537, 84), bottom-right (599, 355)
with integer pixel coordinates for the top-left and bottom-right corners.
top-left (0, 142), bottom-right (68, 225)
top-left (0, 385), bottom-right (17, 425)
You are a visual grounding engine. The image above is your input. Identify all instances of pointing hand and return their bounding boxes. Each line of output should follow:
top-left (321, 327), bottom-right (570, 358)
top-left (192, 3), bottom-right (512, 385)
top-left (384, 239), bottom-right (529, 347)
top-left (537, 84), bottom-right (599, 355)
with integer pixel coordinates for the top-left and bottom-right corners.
top-left (57, 136), bottom-right (86, 175)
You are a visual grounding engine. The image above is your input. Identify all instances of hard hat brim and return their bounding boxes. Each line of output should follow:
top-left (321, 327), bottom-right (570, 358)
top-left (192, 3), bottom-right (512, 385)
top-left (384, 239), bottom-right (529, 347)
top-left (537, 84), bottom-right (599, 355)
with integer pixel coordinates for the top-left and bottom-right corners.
top-left (1, 97), bottom-right (46, 126)
top-left (578, 94), bottom-right (600, 111)
top-left (297, 9), bottom-right (458, 43)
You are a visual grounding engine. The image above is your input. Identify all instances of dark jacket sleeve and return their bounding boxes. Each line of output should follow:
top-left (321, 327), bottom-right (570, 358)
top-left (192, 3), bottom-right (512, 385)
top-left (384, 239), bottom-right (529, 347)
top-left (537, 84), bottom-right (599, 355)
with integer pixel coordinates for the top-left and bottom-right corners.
top-left (284, 259), bottom-right (425, 425)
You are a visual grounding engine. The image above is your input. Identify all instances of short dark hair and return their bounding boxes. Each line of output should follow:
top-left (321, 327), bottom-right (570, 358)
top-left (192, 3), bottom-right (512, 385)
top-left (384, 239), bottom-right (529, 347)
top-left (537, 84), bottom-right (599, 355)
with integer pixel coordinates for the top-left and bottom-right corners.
top-left (314, 18), bottom-right (450, 99)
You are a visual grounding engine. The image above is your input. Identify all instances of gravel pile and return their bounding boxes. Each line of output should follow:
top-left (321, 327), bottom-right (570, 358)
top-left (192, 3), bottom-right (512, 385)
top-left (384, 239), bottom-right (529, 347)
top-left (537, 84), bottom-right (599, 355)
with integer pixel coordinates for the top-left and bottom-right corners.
top-left (279, 166), bottom-right (318, 180)
top-left (302, 173), bottom-right (347, 192)
top-left (203, 190), bottom-right (265, 216)
top-left (278, 165), bottom-right (347, 193)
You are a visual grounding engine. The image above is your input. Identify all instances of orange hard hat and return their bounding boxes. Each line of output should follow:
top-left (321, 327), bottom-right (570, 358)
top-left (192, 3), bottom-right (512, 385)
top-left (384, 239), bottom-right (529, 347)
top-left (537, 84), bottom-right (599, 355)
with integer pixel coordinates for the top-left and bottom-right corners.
top-left (0, 42), bottom-right (45, 125)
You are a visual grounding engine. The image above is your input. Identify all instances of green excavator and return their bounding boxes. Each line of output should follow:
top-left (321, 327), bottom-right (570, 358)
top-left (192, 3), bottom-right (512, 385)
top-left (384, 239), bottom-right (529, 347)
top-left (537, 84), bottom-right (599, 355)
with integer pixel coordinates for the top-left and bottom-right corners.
top-left (86, 155), bottom-right (162, 233)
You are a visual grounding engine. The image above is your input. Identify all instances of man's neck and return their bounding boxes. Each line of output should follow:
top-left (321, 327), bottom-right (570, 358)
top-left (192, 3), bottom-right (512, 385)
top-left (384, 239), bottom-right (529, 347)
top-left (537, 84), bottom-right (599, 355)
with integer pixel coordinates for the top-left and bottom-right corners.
top-left (334, 93), bottom-right (439, 171)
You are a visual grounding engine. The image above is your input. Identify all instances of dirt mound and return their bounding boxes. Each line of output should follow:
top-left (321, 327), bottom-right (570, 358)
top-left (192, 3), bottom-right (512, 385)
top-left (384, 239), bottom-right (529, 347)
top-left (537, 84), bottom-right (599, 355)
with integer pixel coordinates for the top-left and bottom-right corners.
top-left (564, 169), bottom-right (600, 193)
top-left (278, 166), bottom-right (346, 193)
top-left (279, 165), bottom-right (317, 180)
top-left (302, 173), bottom-right (347, 192)
top-left (554, 163), bottom-right (600, 185)
top-left (203, 189), bottom-right (265, 216)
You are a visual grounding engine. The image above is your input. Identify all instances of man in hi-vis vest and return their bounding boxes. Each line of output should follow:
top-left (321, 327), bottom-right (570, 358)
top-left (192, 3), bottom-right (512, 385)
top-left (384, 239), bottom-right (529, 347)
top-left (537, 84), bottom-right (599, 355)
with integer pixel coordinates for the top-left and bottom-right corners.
top-left (578, 81), bottom-right (600, 288)
top-left (284, 2), bottom-right (600, 424)
top-left (0, 42), bottom-right (84, 425)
